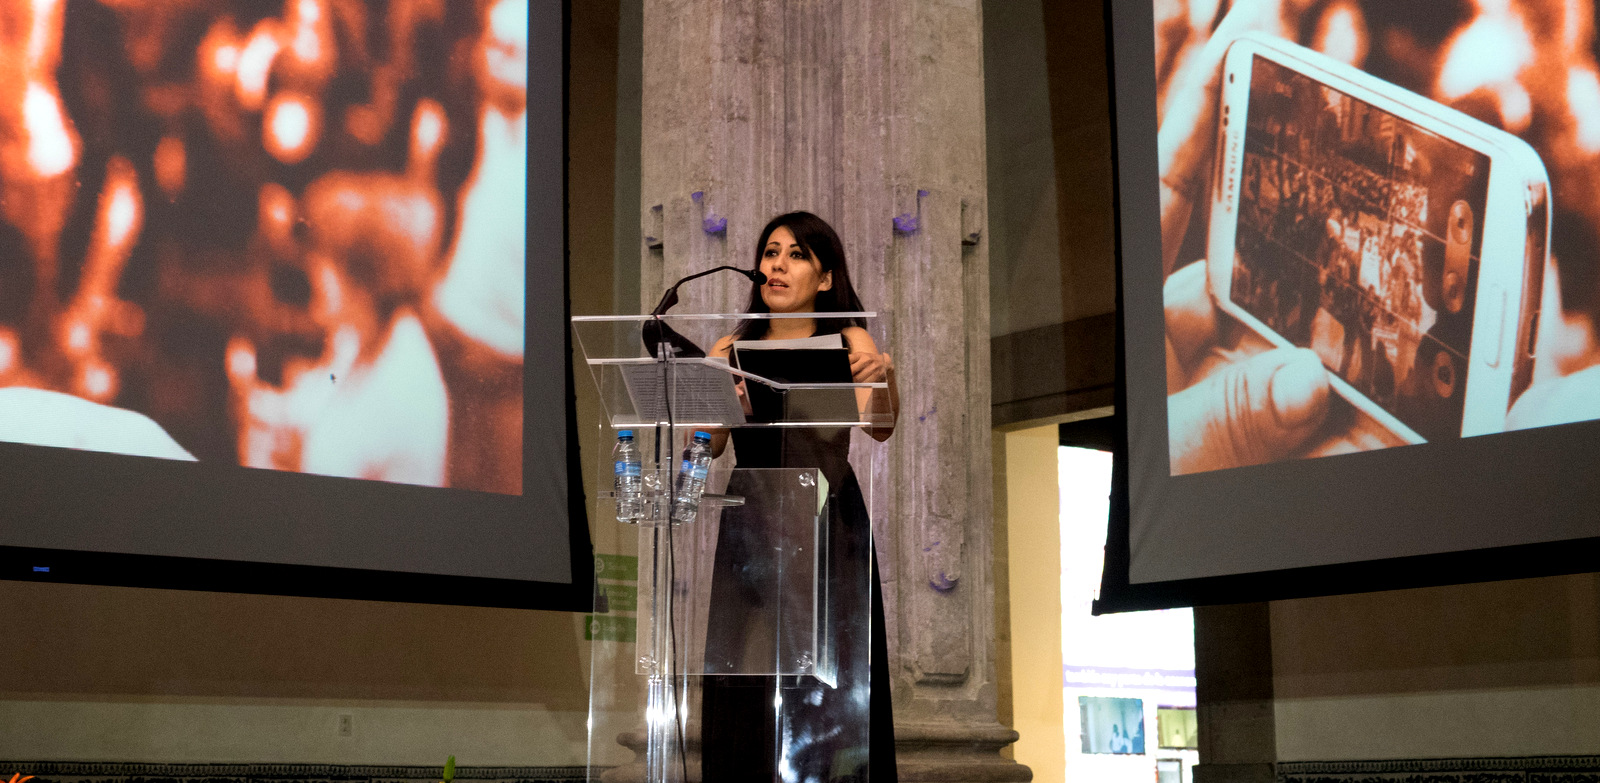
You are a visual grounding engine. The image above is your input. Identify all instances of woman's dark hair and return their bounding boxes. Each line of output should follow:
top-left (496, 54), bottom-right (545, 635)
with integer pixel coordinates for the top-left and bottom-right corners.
top-left (735, 211), bottom-right (867, 339)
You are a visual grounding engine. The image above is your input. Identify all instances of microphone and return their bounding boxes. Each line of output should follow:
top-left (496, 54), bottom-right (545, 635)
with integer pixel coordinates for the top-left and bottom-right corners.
top-left (650, 266), bottom-right (765, 316)
top-left (643, 266), bottom-right (766, 358)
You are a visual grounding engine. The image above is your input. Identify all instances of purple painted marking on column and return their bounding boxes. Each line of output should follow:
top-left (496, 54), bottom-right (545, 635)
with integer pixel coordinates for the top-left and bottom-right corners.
top-left (917, 189), bottom-right (929, 198)
top-left (930, 572), bottom-right (957, 592)
top-left (703, 214), bottom-right (727, 234)
top-left (893, 214), bottom-right (919, 234)
top-left (691, 191), bottom-right (704, 201)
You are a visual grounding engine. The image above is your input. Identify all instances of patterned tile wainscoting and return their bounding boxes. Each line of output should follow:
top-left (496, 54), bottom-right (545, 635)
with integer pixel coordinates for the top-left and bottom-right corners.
top-left (1278, 757), bottom-right (1600, 783)
top-left (0, 763), bottom-right (590, 783)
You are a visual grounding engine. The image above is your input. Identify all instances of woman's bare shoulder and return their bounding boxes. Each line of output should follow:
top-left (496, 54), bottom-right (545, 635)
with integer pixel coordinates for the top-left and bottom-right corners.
top-left (840, 326), bottom-right (877, 351)
top-left (711, 334), bottom-right (737, 357)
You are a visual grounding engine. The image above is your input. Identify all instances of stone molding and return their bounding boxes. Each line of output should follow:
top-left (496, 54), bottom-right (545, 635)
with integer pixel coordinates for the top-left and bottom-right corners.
top-left (1277, 756), bottom-right (1600, 782)
top-left (893, 722), bottom-right (1032, 782)
top-left (0, 762), bottom-right (587, 783)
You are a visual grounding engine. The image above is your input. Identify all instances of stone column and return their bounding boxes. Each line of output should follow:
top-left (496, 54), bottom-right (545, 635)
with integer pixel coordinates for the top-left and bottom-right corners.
top-left (639, 1), bottom-right (1028, 780)
top-left (1193, 603), bottom-right (1278, 783)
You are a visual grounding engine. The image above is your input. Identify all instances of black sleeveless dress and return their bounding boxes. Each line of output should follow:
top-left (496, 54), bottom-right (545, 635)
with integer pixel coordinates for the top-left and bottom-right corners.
top-left (699, 366), bottom-right (897, 781)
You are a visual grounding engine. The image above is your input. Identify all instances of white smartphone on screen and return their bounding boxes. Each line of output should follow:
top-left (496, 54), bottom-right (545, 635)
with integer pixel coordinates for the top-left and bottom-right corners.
top-left (1206, 32), bottom-right (1550, 444)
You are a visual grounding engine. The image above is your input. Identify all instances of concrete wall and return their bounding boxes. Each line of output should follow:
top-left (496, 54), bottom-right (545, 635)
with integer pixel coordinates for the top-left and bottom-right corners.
top-left (985, 0), bottom-right (1118, 428)
top-left (0, 581), bottom-right (592, 764)
top-left (985, 0), bottom-right (1063, 339)
top-left (984, 0), bottom-right (1117, 339)
top-left (1271, 575), bottom-right (1600, 761)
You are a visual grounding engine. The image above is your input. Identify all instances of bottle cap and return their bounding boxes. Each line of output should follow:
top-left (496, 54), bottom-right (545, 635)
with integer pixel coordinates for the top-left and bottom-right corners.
top-left (692, 431), bottom-right (711, 442)
top-left (618, 430), bottom-right (634, 439)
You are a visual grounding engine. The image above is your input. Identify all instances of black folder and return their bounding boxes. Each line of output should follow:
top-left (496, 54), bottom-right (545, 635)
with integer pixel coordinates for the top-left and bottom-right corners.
top-left (732, 340), bottom-right (858, 423)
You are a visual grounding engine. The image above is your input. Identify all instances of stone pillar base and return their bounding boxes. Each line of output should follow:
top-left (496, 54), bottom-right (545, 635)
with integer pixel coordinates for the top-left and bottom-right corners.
top-left (895, 722), bottom-right (1033, 782)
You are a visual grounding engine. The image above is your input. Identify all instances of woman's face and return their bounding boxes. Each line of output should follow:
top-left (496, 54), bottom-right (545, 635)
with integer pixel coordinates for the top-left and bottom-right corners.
top-left (759, 226), bottom-right (831, 313)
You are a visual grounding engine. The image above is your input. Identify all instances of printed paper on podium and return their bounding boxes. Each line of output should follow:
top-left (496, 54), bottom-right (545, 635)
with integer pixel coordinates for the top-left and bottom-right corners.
top-left (619, 360), bottom-right (746, 424)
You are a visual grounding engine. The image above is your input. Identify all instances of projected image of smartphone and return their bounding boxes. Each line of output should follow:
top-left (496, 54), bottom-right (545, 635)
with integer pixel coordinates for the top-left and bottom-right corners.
top-left (1206, 33), bottom-right (1549, 445)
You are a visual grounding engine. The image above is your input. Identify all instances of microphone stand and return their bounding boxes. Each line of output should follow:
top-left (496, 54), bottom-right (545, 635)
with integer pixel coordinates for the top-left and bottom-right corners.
top-left (641, 265), bottom-right (765, 359)
top-left (637, 264), bottom-right (763, 783)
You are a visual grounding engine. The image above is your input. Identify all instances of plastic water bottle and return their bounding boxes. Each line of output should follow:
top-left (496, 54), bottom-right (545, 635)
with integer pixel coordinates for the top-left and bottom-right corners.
top-left (672, 431), bottom-right (713, 523)
top-left (612, 430), bottom-right (643, 523)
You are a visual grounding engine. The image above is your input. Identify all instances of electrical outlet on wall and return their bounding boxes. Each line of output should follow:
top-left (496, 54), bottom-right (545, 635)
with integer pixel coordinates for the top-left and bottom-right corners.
top-left (337, 713), bottom-right (354, 737)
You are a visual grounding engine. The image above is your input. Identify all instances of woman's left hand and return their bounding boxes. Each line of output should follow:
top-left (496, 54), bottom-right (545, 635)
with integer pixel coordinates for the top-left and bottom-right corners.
top-left (850, 349), bottom-right (894, 384)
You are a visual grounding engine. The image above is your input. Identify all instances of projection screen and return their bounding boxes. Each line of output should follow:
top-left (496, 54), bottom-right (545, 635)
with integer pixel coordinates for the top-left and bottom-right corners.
top-left (0, 0), bottom-right (588, 610)
top-left (1107, 0), bottom-right (1600, 600)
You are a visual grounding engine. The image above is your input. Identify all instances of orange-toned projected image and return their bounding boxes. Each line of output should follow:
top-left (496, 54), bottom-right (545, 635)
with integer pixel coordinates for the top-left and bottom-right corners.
top-left (1157, 0), bottom-right (1600, 474)
top-left (0, 0), bottom-right (527, 495)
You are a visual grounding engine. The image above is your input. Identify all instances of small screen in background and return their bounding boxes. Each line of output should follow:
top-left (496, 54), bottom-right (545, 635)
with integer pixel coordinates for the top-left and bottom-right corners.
top-left (1079, 696), bottom-right (1147, 755)
top-left (1232, 56), bottom-right (1491, 442)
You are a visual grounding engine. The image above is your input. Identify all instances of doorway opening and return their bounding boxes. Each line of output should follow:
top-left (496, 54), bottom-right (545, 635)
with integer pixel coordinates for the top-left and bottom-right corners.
top-left (1058, 421), bottom-right (1197, 782)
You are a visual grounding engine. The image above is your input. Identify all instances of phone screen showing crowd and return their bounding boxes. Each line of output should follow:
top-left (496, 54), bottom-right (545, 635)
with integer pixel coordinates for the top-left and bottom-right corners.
top-left (1232, 56), bottom-right (1490, 444)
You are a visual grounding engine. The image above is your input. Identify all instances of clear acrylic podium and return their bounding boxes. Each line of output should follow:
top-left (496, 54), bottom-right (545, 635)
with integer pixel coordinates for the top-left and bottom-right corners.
top-left (574, 313), bottom-right (886, 782)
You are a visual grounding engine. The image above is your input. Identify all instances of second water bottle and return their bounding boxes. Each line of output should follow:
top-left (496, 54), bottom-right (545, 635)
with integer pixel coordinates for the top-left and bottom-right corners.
top-left (672, 431), bottom-right (713, 524)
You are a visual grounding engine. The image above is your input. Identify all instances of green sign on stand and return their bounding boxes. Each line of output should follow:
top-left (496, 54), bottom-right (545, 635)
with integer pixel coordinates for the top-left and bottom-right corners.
top-left (594, 554), bottom-right (638, 582)
top-left (585, 615), bottom-right (637, 642)
top-left (598, 583), bottom-right (638, 612)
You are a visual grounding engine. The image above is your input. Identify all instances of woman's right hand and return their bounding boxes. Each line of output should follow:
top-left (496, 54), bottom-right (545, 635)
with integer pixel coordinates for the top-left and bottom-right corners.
top-left (848, 348), bottom-right (893, 384)
top-left (734, 378), bottom-right (753, 417)
top-left (709, 334), bottom-right (738, 457)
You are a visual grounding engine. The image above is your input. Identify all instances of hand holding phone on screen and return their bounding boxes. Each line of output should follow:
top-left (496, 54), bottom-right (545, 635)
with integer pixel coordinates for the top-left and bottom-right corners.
top-left (1205, 33), bottom-right (1549, 450)
top-left (1161, 25), bottom-right (1552, 475)
top-left (1158, 6), bottom-right (1365, 474)
top-left (1165, 259), bottom-right (1334, 474)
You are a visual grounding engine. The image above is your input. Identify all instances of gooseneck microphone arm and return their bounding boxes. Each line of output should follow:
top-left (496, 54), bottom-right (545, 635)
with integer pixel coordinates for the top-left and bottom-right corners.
top-left (650, 266), bottom-right (767, 316)
top-left (643, 266), bottom-right (767, 359)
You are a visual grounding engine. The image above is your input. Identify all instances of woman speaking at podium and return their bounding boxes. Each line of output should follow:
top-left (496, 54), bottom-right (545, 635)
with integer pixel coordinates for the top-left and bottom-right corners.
top-left (702, 211), bottom-right (900, 781)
